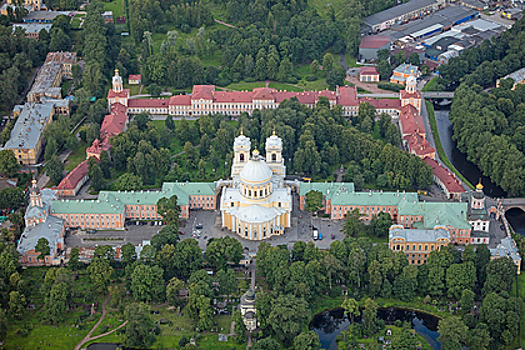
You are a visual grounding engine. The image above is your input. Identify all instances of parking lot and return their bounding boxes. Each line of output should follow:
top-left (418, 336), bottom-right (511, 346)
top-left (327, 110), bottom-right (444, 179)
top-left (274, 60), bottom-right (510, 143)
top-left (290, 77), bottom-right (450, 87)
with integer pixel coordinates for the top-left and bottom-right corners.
top-left (65, 194), bottom-right (346, 253)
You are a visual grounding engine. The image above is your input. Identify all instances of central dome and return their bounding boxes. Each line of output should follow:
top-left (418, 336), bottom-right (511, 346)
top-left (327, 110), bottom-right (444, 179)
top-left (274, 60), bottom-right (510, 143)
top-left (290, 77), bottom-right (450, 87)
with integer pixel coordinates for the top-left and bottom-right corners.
top-left (240, 151), bottom-right (272, 183)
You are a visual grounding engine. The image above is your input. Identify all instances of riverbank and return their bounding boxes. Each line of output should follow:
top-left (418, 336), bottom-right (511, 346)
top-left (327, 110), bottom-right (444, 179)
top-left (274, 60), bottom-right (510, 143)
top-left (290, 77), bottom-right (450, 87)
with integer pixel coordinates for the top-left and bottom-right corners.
top-left (425, 100), bottom-right (475, 190)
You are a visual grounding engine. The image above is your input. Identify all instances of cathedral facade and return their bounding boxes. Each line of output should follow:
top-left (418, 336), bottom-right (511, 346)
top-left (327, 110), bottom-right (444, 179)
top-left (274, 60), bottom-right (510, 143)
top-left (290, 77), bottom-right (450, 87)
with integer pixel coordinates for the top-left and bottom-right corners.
top-left (220, 131), bottom-right (292, 240)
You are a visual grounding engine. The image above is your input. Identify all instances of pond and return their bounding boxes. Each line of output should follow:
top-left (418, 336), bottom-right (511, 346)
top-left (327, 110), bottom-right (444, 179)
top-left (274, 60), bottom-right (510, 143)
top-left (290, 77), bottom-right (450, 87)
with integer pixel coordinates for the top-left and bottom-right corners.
top-left (309, 307), bottom-right (441, 350)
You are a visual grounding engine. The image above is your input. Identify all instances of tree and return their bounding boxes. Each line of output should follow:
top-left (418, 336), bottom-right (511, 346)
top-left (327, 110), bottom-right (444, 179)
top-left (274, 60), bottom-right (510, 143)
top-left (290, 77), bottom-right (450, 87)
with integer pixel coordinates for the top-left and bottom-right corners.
top-left (139, 244), bottom-right (156, 261)
top-left (368, 260), bottom-right (383, 297)
top-left (305, 190), bottom-right (323, 216)
top-left (45, 155), bottom-right (64, 185)
top-left (326, 68), bottom-right (346, 90)
top-left (391, 322), bottom-right (417, 350)
top-left (151, 224), bottom-right (180, 251)
top-left (8, 290), bottom-right (26, 319)
top-left (156, 195), bottom-right (181, 225)
top-left (343, 209), bottom-right (364, 237)
top-left (131, 264), bottom-right (165, 302)
top-left (165, 115), bottom-right (175, 130)
top-left (268, 294), bottom-right (310, 346)
top-left (123, 303), bottom-right (156, 349)
top-left (293, 330), bottom-right (321, 350)
top-left (438, 316), bottom-right (468, 350)
top-left (43, 282), bottom-right (68, 323)
top-left (342, 298), bottom-right (360, 324)
top-left (217, 269), bottom-right (237, 295)
top-left (446, 262), bottom-right (476, 300)
top-left (322, 53), bottom-right (334, 77)
top-left (121, 243), bottom-right (137, 265)
top-left (35, 238), bottom-right (50, 260)
top-left (408, 52), bottom-right (420, 66)
top-left (113, 173), bottom-right (143, 191)
top-left (148, 83), bottom-right (162, 96)
top-left (166, 277), bottom-right (184, 306)
top-left (68, 247), bottom-right (82, 270)
top-left (0, 308), bottom-right (6, 340)
top-left (233, 309), bottom-right (246, 343)
top-left (467, 323), bottom-right (491, 350)
top-left (251, 337), bottom-right (281, 350)
top-left (99, 150), bottom-right (111, 179)
top-left (363, 298), bottom-right (379, 336)
top-left (321, 254), bottom-right (343, 290)
top-left (88, 157), bottom-right (103, 191)
top-left (371, 212), bottom-right (392, 237)
top-left (0, 150), bottom-right (19, 177)
top-left (206, 236), bottom-right (243, 270)
top-left (310, 60), bottom-right (320, 77)
top-left (483, 257), bottom-right (516, 296)
top-left (87, 258), bottom-right (113, 294)
top-left (459, 289), bottom-right (475, 314)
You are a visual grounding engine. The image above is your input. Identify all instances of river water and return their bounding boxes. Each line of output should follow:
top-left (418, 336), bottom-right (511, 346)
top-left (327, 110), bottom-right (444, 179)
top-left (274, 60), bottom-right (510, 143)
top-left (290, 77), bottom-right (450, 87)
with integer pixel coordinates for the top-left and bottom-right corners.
top-left (309, 307), bottom-right (441, 350)
top-left (433, 105), bottom-right (525, 234)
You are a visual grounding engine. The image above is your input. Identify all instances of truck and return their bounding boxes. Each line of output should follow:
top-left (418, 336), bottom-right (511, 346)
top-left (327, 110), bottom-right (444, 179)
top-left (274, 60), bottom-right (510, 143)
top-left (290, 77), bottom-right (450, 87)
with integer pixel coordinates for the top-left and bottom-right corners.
top-left (313, 229), bottom-right (319, 240)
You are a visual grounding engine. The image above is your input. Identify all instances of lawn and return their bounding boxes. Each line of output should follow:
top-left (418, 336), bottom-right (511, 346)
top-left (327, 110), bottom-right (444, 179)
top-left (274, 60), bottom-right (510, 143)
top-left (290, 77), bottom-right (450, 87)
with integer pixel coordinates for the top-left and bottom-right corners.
top-left (65, 142), bottom-right (89, 172)
top-left (422, 77), bottom-right (439, 92)
top-left (104, 0), bottom-right (125, 18)
top-left (223, 81), bottom-right (266, 90)
top-left (308, 0), bottom-right (349, 20)
top-left (268, 82), bottom-right (305, 92)
top-left (425, 100), bottom-right (474, 190)
top-left (71, 14), bottom-right (83, 29)
top-left (124, 83), bottom-right (141, 96)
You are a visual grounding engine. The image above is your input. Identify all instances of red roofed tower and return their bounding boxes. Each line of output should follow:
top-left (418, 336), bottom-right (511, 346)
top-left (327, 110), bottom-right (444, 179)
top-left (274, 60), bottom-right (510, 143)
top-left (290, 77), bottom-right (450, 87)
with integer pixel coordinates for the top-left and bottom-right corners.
top-left (400, 71), bottom-right (422, 113)
top-left (107, 69), bottom-right (130, 109)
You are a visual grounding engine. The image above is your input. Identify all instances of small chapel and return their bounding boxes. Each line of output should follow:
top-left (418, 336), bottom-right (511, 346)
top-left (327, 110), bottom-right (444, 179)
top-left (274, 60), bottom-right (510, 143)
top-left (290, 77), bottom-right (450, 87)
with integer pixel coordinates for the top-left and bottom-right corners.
top-left (219, 130), bottom-right (292, 240)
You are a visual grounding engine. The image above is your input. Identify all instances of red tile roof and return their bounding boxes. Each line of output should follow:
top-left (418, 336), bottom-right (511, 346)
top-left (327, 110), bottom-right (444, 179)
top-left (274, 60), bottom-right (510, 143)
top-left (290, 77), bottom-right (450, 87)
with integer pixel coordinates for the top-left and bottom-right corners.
top-left (191, 85), bottom-right (215, 100)
top-left (399, 105), bottom-right (425, 136)
top-left (169, 94), bottom-right (191, 106)
top-left (111, 102), bottom-right (128, 115)
top-left (128, 74), bottom-right (141, 81)
top-left (55, 159), bottom-right (89, 190)
top-left (400, 90), bottom-right (422, 100)
top-left (211, 91), bottom-right (254, 103)
top-left (424, 157), bottom-right (465, 194)
top-left (337, 85), bottom-right (360, 106)
top-left (107, 89), bottom-right (130, 99)
top-left (359, 98), bottom-right (401, 110)
top-left (360, 66), bottom-right (379, 75)
top-left (128, 98), bottom-right (169, 108)
top-left (359, 36), bottom-right (390, 49)
top-left (404, 132), bottom-right (435, 157)
top-left (101, 112), bottom-right (127, 139)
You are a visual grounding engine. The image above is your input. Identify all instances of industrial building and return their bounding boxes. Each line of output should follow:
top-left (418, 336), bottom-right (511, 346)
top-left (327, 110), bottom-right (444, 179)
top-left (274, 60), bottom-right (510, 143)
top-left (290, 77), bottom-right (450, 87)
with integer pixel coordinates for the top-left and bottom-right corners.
top-left (364, 0), bottom-right (445, 32)
top-left (359, 35), bottom-right (391, 60)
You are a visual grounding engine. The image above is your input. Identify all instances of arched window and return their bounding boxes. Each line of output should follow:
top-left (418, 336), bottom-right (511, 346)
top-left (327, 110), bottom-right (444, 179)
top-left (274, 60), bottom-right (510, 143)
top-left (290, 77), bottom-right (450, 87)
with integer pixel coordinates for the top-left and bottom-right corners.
top-left (260, 190), bottom-right (263, 197)
top-left (240, 153), bottom-right (245, 162)
top-left (272, 154), bottom-right (276, 162)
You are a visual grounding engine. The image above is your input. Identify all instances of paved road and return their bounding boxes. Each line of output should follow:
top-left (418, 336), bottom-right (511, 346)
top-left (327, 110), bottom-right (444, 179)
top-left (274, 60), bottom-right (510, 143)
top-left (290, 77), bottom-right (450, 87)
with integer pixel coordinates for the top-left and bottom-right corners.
top-left (358, 93), bottom-right (399, 98)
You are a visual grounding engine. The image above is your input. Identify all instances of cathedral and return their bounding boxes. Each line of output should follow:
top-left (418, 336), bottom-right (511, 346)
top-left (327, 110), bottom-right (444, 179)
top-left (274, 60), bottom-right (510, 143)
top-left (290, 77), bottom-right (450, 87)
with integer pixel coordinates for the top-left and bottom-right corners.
top-left (219, 130), bottom-right (292, 240)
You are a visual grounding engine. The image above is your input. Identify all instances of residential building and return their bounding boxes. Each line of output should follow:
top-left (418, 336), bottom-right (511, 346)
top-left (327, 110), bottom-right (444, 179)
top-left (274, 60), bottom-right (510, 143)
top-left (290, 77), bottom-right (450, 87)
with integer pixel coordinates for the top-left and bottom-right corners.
top-left (390, 64), bottom-right (420, 85)
top-left (1, 102), bottom-right (55, 165)
top-left (27, 51), bottom-right (77, 103)
top-left (389, 224), bottom-right (451, 265)
top-left (405, 132), bottom-right (435, 159)
top-left (129, 74), bottom-right (141, 85)
top-left (423, 157), bottom-right (465, 200)
top-left (360, 66), bottom-right (380, 82)
top-left (220, 130), bottom-right (292, 240)
top-left (358, 36), bottom-right (390, 60)
top-left (490, 237), bottom-right (521, 274)
top-left (7, 0), bottom-right (44, 11)
top-left (102, 11), bottom-right (113, 23)
top-left (0, 3), bottom-right (32, 16)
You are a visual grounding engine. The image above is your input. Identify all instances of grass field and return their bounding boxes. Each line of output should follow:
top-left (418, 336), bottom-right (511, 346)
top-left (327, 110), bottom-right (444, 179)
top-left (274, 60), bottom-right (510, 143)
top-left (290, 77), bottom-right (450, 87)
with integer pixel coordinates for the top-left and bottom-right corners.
top-left (422, 77), bottom-right (439, 92)
top-left (425, 100), bottom-right (474, 190)
top-left (104, 0), bottom-right (125, 19)
top-left (71, 14), bottom-right (83, 29)
top-left (268, 82), bottom-right (305, 92)
top-left (124, 83), bottom-right (141, 96)
top-left (223, 81), bottom-right (266, 90)
top-left (65, 142), bottom-right (89, 172)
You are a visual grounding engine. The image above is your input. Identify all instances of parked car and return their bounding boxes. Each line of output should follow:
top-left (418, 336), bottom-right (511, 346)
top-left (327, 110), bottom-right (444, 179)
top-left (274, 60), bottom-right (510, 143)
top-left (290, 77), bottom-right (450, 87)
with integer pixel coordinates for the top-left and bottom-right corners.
top-left (195, 224), bottom-right (203, 230)
top-left (318, 233), bottom-right (323, 240)
top-left (179, 231), bottom-right (185, 235)
top-left (86, 229), bottom-right (97, 234)
top-left (331, 233), bottom-right (335, 239)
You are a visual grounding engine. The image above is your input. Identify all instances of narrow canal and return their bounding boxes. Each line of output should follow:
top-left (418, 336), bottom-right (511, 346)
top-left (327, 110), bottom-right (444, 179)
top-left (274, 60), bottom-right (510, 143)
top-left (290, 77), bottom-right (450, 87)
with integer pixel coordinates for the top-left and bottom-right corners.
top-left (433, 103), bottom-right (525, 234)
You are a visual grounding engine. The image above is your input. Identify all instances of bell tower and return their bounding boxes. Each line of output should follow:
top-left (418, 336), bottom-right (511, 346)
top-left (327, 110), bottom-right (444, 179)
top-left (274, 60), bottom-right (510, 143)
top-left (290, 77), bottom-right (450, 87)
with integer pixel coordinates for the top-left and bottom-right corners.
top-left (29, 179), bottom-right (42, 208)
top-left (265, 128), bottom-right (285, 177)
top-left (231, 128), bottom-right (251, 176)
top-left (112, 69), bottom-right (123, 93)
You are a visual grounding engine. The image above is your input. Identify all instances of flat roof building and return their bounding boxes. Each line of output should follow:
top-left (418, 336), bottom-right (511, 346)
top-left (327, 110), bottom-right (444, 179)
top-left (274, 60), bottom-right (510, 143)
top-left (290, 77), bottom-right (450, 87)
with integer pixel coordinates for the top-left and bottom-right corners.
top-left (28, 51), bottom-right (76, 103)
top-left (359, 36), bottom-right (391, 60)
top-left (23, 10), bottom-right (70, 23)
top-left (364, 0), bottom-right (443, 32)
top-left (12, 23), bottom-right (52, 39)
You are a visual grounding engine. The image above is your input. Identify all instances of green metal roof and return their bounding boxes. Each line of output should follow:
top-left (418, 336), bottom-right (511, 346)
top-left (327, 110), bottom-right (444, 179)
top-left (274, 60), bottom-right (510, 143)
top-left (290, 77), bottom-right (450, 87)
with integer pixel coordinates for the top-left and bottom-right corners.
top-left (52, 182), bottom-right (216, 214)
top-left (331, 191), bottom-right (418, 206)
top-left (299, 182), bottom-right (355, 198)
top-left (398, 200), bottom-right (470, 229)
